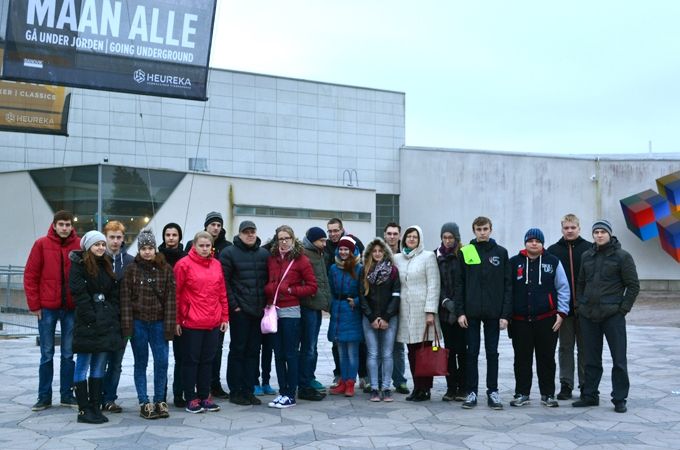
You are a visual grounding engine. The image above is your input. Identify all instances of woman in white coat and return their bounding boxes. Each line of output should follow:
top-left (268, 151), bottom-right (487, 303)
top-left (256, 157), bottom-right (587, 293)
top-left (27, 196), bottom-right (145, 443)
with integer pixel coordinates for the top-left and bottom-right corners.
top-left (394, 225), bottom-right (441, 401)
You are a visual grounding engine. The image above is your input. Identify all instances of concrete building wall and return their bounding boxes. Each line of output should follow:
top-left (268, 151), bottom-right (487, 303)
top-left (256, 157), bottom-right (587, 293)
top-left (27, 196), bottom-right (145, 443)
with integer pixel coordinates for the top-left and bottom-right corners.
top-left (0, 70), bottom-right (404, 195)
top-left (401, 147), bottom-right (680, 281)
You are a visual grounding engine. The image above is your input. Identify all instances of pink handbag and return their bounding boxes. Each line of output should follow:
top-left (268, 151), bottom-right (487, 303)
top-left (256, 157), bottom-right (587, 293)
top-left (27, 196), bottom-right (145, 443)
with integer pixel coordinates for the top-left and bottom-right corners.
top-left (261, 260), bottom-right (294, 334)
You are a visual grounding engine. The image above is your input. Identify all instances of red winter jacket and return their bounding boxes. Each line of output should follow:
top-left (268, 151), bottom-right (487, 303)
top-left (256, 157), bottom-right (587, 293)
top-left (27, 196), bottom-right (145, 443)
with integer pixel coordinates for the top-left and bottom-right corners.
top-left (264, 241), bottom-right (318, 309)
top-left (24, 225), bottom-right (81, 312)
top-left (174, 247), bottom-right (229, 330)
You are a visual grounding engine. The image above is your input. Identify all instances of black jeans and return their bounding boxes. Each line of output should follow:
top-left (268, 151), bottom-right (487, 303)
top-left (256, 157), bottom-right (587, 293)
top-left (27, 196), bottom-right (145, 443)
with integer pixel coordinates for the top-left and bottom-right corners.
top-left (227, 311), bottom-right (262, 396)
top-left (465, 318), bottom-right (500, 395)
top-left (510, 316), bottom-right (558, 396)
top-left (182, 327), bottom-right (220, 401)
top-left (441, 318), bottom-right (466, 392)
top-left (579, 313), bottom-right (629, 403)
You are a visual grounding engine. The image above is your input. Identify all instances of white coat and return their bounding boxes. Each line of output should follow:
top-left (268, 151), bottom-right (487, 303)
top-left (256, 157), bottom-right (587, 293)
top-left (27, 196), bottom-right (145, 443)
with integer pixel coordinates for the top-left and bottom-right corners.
top-left (394, 225), bottom-right (441, 344)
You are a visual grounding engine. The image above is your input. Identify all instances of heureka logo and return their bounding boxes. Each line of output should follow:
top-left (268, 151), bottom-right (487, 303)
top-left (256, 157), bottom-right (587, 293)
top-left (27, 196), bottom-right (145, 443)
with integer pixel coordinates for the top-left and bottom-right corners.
top-left (132, 69), bottom-right (191, 89)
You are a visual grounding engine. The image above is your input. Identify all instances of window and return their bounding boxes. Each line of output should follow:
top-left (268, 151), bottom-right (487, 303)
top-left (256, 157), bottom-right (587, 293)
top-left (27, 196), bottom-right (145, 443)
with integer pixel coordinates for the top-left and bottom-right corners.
top-left (376, 194), bottom-right (399, 237)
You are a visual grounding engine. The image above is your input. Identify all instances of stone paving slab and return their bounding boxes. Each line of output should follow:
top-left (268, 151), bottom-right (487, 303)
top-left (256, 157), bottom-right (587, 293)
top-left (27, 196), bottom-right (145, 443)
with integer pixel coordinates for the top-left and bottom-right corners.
top-left (1, 320), bottom-right (679, 449)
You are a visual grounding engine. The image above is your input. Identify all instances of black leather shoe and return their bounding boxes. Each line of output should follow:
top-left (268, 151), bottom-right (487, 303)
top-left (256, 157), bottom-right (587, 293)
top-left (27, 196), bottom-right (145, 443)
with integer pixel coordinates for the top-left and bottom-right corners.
top-left (405, 389), bottom-right (420, 401)
top-left (298, 387), bottom-right (325, 401)
top-left (556, 383), bottom-right (572, 400)
top-left (211, 386), bottom-right (230, 399)
top-left (248, 394), bottom-right (262, 405)
top-left (411, 390), bottom-right (431, 402)
top-left (614, 401), bottom-right (627, 413)
top-left (229, 393), bottom-right (251, 406)
top-left (572, 397), bottom-right (599, 407)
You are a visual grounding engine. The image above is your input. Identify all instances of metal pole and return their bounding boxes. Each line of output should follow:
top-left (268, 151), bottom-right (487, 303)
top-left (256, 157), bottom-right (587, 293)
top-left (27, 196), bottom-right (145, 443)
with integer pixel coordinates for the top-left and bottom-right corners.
top-left (97, 164), bottom-right (103, 230)
top-left (5, 264), bottom-right (10, 308)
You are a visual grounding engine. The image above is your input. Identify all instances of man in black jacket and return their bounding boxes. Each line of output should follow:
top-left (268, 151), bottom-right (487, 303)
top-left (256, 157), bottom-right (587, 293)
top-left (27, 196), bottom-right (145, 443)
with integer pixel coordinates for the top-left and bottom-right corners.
top-left (455, 217), bottom-right (512, 410)
top-left (572, 219), bottom-right (639, 413)
top-left (547, 214), bottom-right (591, 400)
top-left (220, 220), bottom-right (269, 406)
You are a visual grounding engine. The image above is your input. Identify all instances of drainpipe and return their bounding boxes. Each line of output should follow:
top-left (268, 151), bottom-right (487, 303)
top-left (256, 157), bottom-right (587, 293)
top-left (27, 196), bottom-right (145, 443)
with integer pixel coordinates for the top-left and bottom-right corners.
top-left (594, 157), bottom-right (602, 218)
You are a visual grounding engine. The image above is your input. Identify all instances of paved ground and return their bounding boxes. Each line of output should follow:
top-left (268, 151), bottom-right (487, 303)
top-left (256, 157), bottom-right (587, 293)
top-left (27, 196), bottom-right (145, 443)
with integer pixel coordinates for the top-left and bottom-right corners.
top-left (2, 296), bottom-right (680, 449)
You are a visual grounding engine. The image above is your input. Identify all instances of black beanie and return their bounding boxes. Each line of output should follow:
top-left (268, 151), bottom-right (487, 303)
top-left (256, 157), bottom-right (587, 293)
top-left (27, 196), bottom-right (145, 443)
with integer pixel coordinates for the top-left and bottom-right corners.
top-left (162, 222), bottom-right (183, 243)
top-left (204, 211), bottom-right (223, 228)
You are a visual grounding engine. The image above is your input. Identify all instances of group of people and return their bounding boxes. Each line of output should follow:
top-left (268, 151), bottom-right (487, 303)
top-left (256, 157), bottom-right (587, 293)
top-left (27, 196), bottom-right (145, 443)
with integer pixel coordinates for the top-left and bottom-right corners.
top-left (24, 209), bottom-right (640, 424)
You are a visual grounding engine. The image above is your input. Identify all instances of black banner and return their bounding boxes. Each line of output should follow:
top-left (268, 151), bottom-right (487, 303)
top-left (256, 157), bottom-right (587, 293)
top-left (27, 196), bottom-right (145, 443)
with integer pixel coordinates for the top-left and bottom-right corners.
top-left (1, 0), bottom-right (216, 100)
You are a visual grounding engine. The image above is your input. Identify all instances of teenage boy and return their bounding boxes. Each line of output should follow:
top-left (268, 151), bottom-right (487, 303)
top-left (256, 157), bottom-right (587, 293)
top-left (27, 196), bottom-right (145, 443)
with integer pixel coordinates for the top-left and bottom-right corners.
top-left (101, 220), bottom-right (134, 413)
top-left (24, 210), bottom-right (81, 411)
top-left (455, 216), bottom-right (511, 410)
top-left (547, 214), bottom-right (591, 400)
top-left (508, 228), bottom-right (569, 408)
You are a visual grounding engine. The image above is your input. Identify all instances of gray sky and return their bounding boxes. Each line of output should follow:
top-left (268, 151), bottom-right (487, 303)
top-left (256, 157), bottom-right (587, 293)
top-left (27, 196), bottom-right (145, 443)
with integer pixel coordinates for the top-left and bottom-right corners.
top-left (210, 0), bottom-right (680, 155)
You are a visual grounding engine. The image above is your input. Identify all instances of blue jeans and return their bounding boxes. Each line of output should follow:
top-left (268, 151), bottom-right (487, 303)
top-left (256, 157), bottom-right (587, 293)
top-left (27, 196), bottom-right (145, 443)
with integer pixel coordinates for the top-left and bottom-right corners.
top-left (37, 308), bottom-right (75, 401)
top-left (465, 318), bottom-right (500, 395)
top-left (74, 352), bottom-right (107, 382)
top-left (392, 342), bottom-right (407, 386)
top-left (363, 316), bottom-right (397, 390)
top-left (299, 307), bottom-right (322, 388)
top-left (103, 344), bottom-right (126, 403)
top-left (273, 318), bottom-right (301, 398)
top-left (338, 341), bottom-right (359, 382)
top-left (130, 320), bottom-right (169, 404)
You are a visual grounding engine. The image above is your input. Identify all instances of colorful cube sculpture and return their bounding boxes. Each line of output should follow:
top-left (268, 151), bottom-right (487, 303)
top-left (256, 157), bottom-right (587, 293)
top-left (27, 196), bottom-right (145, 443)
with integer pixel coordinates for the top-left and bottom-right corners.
top-left (656, 214), bottom-right (680, 263)
top-left (620, 189), bottom-right (670, 241)
top-left (657, 171), bottom-right (680, 212)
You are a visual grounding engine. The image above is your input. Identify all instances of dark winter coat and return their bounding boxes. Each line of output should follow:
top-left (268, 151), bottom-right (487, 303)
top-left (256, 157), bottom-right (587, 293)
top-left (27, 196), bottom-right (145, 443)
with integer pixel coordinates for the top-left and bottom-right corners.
top-left (547, 236), bottom-right (591, 316)
top-left (69, 251), bottom-right (124, 354)
top-left (360, 239), bottom-right (400, 323)
top-left (509, 250), bottom-right (570, 321)
top-left (436, 246), bottom-right (461, 325)
top-left (109, 244), bottom-right (134, 281)
top-left (264, 239), bottom-right (318, 309)
top-left (300, 237), bottom-right (331, 312)
top-left (24, 225), bottom-right (81, 312)
top-left (328, 258), bottom-right (364, 342)
top-left (576, 237), bottom-right (640, 322)
top-left (454, 238), bottom-right (512, 321)
top-left (158, 243), bottom-right (187, 267)
top-left (120, 255), bottom-right (176, 340)
top-left (219, 235), bottom-right (269, 317)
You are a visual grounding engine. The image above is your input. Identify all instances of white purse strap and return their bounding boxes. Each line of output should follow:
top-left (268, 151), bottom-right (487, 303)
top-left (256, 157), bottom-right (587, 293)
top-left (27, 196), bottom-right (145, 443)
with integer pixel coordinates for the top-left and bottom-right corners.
top-left (272, 260), bottom-right (295, 306)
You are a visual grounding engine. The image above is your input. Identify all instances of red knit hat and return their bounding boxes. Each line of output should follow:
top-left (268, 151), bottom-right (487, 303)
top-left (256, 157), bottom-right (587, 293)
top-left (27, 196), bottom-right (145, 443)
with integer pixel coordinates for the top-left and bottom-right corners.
top-left (338, 236), bottom-right (356, 253)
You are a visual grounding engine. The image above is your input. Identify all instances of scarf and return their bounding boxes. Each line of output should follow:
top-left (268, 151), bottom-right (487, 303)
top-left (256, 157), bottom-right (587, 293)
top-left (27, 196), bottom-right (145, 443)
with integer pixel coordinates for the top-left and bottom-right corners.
top-left (438, 243), bottom-right (456, 256)
top-left (367, 260), bottom-right (392, 285)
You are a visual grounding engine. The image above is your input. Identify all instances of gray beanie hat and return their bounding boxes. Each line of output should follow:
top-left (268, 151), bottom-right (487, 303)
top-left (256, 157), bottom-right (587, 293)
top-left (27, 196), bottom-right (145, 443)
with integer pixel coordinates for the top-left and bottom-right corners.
top-left (81, 230), bottom-right (106, 251)
top-left (592, 219), bottom-right (613, 236)
top-left (440, 222), bottom-right (460, 240)
top-left (137, 230), bottom-right (157, 250)
top-left (204, 211), bottom-right (223, 228)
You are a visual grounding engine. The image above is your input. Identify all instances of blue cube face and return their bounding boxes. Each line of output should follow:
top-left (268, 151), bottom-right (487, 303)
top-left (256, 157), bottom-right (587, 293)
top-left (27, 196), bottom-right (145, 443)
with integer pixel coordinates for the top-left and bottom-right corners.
top-left (666, 179), bottom-right (680, 205)
top-left (632, 222), bottom-right (659, 241)
top-left (650, 197), bottom-right (671, 219)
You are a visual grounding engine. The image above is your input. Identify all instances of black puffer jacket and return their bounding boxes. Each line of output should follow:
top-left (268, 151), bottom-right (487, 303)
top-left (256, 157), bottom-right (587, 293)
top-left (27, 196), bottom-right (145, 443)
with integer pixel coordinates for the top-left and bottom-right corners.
top-left (436, 247), bottom-right (461, 325)
top-left (359, 238), bottom-right (400, 323)
top-left (69, 251), bottom-right (124, 354)
top-left (576, 237), bottom-right (639, 322)
top-left (547, 236), bottom-right (590, 315)
top-left (454, 238), bottom-right (512, 321)
top-left (186, 228), bottom-right (232, 259)
top-left (219, 235), bottom-right (269, 317)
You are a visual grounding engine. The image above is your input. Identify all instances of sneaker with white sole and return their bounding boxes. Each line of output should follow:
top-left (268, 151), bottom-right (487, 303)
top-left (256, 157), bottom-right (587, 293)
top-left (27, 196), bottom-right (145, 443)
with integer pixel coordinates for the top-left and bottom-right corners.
top-left (541, 395), bottom-right (559, 407)
top-left (267, 394), bottom-right (284, 408)
top-left (487, 391), bottom-right (503, 410)
top-left (510, 394), bottom-right (530, 407)
top-left (185, 398), bottom-right (204, 414)
top-left (274, 396), bottom-right (296, 409)
top-left (462, 392), bottom-right (477, 409)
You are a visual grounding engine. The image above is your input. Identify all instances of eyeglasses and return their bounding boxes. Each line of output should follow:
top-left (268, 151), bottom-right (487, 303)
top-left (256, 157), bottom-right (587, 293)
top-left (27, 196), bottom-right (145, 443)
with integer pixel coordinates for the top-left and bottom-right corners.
top-left (277, 237), bottom-right (292, 242)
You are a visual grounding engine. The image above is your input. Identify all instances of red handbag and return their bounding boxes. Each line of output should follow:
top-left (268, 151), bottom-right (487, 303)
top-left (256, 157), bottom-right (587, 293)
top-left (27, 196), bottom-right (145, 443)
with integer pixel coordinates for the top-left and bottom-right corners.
top-left (414, 324), bottom-right (449, 377)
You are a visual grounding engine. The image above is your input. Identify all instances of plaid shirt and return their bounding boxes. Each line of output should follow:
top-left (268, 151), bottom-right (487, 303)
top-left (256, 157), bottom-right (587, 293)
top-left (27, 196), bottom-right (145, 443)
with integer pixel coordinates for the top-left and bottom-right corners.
top-left (120, 257), bottom-right (176, 340)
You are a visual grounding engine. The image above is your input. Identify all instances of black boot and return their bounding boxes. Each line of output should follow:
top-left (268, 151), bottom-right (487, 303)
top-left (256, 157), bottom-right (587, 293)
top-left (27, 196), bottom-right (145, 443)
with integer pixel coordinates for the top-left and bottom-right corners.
top-left (75, 380), bottom-right (103, 424)
top-left (406, 389), bottom-right (421, 401)
top-left (88, 378), bottom-right (109, 423)
top-left (556, 383), bottom-right (572, 400)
